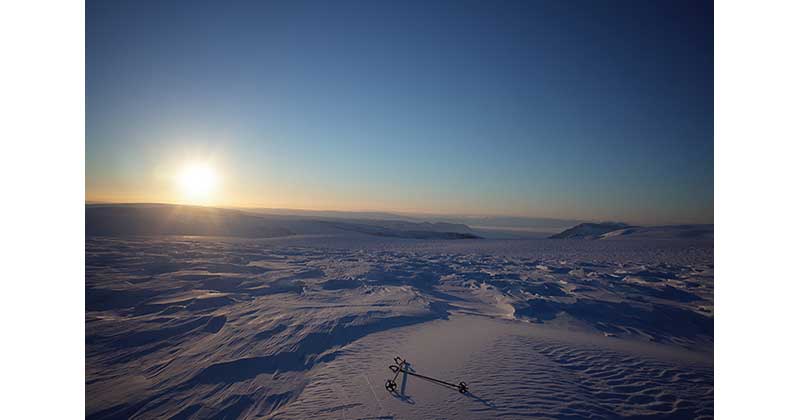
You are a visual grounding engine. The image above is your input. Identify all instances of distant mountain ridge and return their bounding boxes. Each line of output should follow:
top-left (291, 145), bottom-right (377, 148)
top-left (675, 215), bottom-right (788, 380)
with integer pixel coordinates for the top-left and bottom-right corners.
top-left (597, 224), bottom-right (714, 240)
top-left (550, 222), bottom-right (713, 240)
top-left (86, 203), bottom-right (481, 240)
top-left (236, 207), bottom-right (583, 234)
top-left (549, 222), bottom-right (630, 239)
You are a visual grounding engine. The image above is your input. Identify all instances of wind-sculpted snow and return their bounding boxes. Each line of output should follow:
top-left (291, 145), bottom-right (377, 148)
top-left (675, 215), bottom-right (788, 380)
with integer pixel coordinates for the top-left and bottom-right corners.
top-left (86, 236), bottom-right (712, 419)
top-left (278, 316), bottom-right (712, 419)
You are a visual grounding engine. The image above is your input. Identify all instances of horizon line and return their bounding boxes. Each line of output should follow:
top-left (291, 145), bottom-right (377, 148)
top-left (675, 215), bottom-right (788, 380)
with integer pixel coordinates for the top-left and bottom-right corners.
top-left (84, 200), bottom-right (712, 227)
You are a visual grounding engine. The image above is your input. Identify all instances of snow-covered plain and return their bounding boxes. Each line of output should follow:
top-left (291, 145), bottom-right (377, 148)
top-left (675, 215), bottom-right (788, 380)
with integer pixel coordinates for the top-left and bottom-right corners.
top-left (86, 234), bottom-right (713, 419)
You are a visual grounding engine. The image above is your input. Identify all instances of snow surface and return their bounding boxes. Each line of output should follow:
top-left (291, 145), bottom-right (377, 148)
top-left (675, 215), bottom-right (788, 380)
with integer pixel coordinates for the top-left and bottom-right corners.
top-left (86, 234), bottom-right (713, 419)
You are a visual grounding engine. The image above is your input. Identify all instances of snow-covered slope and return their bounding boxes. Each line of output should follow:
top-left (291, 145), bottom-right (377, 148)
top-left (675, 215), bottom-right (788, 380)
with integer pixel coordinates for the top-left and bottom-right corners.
top-left (551, 222), bottom-right (713, 241)
top-left (599, 224), bottom-right (714, 240)
top-left (549, 222), bottom-right (630, 239)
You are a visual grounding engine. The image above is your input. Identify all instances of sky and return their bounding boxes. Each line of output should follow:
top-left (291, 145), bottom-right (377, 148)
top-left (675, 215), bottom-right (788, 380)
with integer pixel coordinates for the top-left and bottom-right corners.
top-left (86, 0), bottom-right (713, 224)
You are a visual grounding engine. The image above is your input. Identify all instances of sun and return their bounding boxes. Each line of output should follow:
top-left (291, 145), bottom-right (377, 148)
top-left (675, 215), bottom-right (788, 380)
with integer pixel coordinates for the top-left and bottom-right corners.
top-left (177, 163), bottom-right (218, 202)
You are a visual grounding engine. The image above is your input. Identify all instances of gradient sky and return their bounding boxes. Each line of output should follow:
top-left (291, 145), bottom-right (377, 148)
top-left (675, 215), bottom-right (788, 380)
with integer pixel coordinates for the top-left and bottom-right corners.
top-left (86, 0), bottom-right (713, 224)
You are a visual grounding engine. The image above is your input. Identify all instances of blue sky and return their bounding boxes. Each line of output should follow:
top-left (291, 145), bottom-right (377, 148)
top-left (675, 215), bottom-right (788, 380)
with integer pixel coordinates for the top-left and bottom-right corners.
top-left (86, 0), bottom-right (713, 224)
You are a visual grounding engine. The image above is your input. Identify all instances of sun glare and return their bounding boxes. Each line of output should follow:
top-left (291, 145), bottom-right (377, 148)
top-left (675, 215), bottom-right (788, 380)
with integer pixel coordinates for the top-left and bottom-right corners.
top-left (177, 163), bottom-right (218, 202)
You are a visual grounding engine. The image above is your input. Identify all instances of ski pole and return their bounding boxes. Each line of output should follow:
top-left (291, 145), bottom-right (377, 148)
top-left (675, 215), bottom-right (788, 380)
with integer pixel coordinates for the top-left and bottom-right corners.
top-left (385, 357), bottom-right (469, 394)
